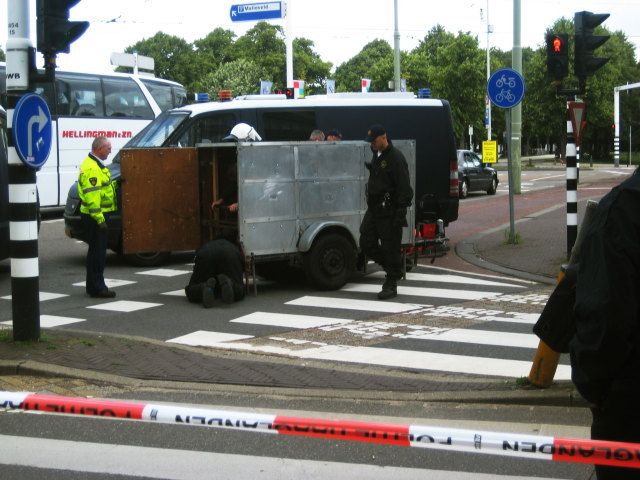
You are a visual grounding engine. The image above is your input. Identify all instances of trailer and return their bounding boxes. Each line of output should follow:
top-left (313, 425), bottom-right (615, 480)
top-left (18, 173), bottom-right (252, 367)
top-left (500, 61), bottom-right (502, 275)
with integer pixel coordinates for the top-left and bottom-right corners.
top-left (120, 140), bottom-right (428, 290)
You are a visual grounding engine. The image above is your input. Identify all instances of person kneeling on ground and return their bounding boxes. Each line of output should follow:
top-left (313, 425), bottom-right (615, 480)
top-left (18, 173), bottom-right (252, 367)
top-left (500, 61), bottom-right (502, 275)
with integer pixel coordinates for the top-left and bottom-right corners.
top-left (185, 230), bottom-right (245, 308)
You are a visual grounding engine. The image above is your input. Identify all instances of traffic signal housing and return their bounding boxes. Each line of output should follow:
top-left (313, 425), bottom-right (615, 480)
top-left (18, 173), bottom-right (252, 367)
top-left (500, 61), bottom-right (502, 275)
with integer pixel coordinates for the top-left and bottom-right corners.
top-left (574, 11), bottom-right (610, 78)
top-left (36, 0), bottom-right (89, 56)
top-left (546, 33), bottom-right (569, 80)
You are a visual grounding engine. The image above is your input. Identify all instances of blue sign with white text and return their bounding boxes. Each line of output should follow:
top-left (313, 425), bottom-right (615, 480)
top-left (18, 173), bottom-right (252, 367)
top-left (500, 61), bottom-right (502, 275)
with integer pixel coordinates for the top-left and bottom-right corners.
top-left (230, 2), bottom-right (283, 22)
top-left (487, 68), bottom-right (525, 109)
top-left (12, 93), bottom-right (52, 169)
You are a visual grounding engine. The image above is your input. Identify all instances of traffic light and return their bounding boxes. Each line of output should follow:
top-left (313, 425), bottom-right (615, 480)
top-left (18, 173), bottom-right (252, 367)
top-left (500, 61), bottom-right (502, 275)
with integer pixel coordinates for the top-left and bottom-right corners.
top-left (546, 33), bottom-right (569, 80)
top-left (574, 11), bottom-right (610, 78)
top-left (37, 0), bottom-right (89, 56)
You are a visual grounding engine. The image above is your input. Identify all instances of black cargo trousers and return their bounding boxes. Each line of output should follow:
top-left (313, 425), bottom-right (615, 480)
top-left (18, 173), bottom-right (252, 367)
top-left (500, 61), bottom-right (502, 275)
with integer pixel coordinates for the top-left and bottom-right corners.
top-left (359, 205), bottom-right (403, 281)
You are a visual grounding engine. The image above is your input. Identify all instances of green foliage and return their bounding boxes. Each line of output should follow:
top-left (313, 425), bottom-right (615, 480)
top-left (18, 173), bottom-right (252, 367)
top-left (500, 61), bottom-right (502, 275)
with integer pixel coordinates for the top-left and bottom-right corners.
top-left (409, 26), bottom-right (487, 146)
top-left (196, 59), bottom-right (266, 99)
top-left (0, 47), bottom-right (5, 61)
top-left (234, 22), bottom-right (287, 87)
top-left (125, 32), bottom-right (198, 91)
top-left (193, 28), bottom-right (238, 75)
top-left (293, 37), bottom-right (332, 94)
top-left (333, 39), bottom-right (394, 92)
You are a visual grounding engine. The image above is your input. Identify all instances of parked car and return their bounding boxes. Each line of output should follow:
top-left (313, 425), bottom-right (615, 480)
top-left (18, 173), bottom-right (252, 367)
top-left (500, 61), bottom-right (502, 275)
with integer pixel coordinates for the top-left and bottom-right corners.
top-left (457, 150), bottom-right (498, 198)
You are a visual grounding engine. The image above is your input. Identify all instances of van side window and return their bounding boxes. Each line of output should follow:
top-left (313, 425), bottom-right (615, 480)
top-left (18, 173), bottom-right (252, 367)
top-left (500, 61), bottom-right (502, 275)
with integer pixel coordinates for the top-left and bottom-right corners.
top-left (140, 78), bottom-right (186, 110)
top-left (262, 110), bottom-right (316, 140)
top-left (55, 73), bottom-right (104, 117)
top-left (172, 114), bottom-right (237, 146)
top-left (103, 77), bottom-right (154, 119)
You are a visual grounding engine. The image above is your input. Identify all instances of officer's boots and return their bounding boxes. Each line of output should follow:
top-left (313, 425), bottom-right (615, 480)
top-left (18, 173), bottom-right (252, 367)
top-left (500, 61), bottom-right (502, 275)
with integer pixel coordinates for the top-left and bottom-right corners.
top-left (377, 276), bottom-right (398, 300)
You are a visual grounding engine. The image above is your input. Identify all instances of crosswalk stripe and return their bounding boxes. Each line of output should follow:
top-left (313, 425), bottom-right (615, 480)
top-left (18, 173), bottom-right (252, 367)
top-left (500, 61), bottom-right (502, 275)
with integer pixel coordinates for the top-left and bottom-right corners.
top-left (370, 271), bottom-right (523, 288)
top-left (231, 312), bottom-right (352, 329)
top-left (167, 330), bottom-right (254, 346)
top-left (408, 328), bottom-right (540, 349)
top-left (341, 283), bottom-right (501, 301)
top-left (0, 434), bottom-right (548, 479)
top-left (197, 340), bottom-right (571, 380)
top-left (286, 295), bottom-right (425, 313)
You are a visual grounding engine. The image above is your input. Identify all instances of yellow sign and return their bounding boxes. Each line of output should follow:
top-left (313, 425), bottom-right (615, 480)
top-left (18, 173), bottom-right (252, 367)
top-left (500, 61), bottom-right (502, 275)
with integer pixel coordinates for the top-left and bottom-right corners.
top-left (482, 140), bottom-right (497, 164)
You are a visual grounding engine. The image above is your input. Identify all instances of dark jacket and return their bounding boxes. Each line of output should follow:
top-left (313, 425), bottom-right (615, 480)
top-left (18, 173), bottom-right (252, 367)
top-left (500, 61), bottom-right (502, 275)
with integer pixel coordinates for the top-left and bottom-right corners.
top-left (188, 238), bottom-right (245, 299)
top-left (366, 140), bottom-right (413, 209)
top-left (570, 169), bottom-right (640, 405)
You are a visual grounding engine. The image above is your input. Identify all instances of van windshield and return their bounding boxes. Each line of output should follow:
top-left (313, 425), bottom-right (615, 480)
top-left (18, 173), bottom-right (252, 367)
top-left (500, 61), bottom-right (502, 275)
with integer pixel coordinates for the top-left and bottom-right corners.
top-left (112, 110), bottom-right (189, 163)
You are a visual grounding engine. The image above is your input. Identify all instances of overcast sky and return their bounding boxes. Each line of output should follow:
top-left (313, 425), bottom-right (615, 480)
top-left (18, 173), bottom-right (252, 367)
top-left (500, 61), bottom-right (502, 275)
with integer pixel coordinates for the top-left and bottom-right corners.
top-left (3, 0), bottom-right (639, 75)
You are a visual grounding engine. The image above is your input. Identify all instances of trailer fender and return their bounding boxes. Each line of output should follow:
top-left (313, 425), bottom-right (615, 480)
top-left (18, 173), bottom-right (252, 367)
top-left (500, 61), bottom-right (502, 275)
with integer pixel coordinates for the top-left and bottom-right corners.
top-left (297, 221), bottom-right (356, 253)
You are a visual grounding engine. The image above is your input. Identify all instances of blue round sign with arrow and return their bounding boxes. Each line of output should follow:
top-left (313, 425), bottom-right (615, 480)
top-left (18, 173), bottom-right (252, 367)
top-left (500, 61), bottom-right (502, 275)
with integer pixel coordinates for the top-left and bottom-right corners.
top-left (487, 68), bottom-right (525, 109)
top-left (12, 92), bottom-right (52, 169)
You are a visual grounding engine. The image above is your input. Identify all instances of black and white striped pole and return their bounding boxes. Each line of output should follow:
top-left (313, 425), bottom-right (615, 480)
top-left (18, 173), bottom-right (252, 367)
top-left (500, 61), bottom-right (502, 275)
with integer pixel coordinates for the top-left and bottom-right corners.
top-left (565, 100), bottom-right (578, 260)
top-left (7, 0), bottom-right (44, 342)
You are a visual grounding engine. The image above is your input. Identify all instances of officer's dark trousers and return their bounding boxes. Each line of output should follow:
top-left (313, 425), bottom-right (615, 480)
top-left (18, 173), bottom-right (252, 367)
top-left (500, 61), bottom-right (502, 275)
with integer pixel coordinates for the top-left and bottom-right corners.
top-left (359, 210), bottom-right (402, 281)
top-left (591, 390), bottom-right (640, 479)
top-left (82, 213), bottom-right (109, 295)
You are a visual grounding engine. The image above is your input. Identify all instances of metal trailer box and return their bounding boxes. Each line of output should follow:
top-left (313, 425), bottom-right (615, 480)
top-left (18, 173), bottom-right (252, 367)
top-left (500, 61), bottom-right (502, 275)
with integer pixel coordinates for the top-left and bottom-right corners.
top-left (120, 140), bottom-right (415, 290)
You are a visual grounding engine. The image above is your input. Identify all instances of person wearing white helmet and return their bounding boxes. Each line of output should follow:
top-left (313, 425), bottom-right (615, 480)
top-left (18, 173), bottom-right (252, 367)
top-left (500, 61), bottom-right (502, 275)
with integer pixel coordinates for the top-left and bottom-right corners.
top-left (213, 123), bottom-right (261, 212)
top-left (222, 123), bottom-right (262, 142)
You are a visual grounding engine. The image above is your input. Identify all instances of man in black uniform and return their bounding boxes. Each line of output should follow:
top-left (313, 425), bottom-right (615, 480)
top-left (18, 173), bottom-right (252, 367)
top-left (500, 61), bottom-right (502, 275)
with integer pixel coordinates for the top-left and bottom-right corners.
top-left (185, 230), bottom-right (245, 308)
top-left (360, 124), bottom-right (413, 300)
top-left (570, 168), bottom-right (640, 479)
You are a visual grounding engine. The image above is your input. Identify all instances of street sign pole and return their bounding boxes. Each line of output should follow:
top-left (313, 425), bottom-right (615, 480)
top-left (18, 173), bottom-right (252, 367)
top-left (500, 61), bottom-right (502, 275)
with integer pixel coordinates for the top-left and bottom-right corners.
top-left (6, 0), bottom-right (41, 342)
top-left (565, 98), bottom-right (578, 260)
top-left (486, 68), bottom-right (525, 245)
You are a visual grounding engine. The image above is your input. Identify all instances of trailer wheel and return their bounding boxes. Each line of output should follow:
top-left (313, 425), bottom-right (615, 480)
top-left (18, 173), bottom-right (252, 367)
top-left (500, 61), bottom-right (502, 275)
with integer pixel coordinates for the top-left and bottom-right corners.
top-left (304, 233), bottom-right (356, 290)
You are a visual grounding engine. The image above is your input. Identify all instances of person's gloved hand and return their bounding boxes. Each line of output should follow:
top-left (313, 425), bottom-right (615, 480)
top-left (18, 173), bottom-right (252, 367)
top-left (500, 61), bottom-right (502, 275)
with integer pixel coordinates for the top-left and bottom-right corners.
top-left (98, 221), bottom-right (108, 232)
top-left (393, 207), bottom-right (407, 227)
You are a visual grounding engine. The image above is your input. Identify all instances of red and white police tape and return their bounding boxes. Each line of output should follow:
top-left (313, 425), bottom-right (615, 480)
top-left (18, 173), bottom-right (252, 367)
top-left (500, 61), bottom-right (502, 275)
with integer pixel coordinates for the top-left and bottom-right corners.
top-left (2, 390), bottom-right (640, 470)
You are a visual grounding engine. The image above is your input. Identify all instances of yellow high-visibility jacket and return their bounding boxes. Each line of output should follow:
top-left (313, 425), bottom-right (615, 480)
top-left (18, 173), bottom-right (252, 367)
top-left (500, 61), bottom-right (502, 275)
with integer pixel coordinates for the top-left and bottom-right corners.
top-left (78, 154), bottom-right (116, 224)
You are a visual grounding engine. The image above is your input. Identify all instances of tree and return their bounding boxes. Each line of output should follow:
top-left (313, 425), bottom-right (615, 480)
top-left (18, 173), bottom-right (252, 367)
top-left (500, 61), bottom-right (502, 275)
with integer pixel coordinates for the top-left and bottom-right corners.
top-left (125, 32), bottom-right (198, 91)
top-left (196, 59), bottom-right (267, 99)
top-left (333, 39), bottom-right (393, 92)
top-left (193, 28), bottom-right (238, 77)
top-left (411, 27), bottom-right (486, 148)
top-left (0, 48), bottom-right (5, 61)
top-left (234, 22), bottom-right (286, 87)
top-left (293, 37), bottom-right (332, 94)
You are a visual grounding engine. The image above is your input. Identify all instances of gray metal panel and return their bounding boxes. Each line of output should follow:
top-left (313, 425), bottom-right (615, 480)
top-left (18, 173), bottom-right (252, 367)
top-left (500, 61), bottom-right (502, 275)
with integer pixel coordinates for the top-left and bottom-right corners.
top-left (237, 141), bottom-right (415, 257)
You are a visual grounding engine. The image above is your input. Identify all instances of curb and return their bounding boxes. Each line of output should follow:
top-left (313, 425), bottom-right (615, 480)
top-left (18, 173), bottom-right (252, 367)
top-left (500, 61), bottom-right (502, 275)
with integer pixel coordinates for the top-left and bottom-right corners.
top-left (0, 358), bottom-right (587, 408)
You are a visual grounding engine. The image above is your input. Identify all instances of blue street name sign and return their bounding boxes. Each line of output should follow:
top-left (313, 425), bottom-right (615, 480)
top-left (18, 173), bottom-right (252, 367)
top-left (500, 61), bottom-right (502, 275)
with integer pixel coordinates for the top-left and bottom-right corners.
top-left (487, 67), bottom-right (525, 109)
top-left (230, 1), bottom-right (283, 22)
top-left (12, 93), bottom-right (52, 169)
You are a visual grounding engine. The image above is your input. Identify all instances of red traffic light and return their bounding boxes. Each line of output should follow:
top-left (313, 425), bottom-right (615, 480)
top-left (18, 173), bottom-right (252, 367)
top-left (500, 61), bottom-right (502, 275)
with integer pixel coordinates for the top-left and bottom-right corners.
top-left (553, 37), bottom-right (562, 52)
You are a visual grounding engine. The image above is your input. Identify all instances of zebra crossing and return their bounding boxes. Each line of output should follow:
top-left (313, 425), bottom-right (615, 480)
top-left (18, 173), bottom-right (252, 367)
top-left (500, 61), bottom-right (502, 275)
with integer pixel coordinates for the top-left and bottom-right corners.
top-left (165, 265), bottom-right (565, 380)
top-left (1, 254), bottom-right (562, 380)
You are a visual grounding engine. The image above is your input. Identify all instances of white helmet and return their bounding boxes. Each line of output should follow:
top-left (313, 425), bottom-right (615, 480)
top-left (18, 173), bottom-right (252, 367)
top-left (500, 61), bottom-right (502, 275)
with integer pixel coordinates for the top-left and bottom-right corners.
top-left (223, 123), bottom-right (262, 142)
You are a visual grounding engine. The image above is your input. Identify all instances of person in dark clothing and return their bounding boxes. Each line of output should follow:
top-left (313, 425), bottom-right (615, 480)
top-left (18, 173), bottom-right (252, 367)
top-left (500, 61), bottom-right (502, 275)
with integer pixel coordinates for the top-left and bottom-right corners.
top-left (359, 124), bottom-right (413, 300)
top-left (185, 233), bottom-right (245, 308)
top-left (570, 168), bottom-right (640, 479)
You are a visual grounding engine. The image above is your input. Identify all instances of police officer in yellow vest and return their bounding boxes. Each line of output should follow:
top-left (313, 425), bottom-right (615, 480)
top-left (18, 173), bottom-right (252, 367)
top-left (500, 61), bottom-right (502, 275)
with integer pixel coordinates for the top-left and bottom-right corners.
top-left (79, 136), bottom-right (117, 298)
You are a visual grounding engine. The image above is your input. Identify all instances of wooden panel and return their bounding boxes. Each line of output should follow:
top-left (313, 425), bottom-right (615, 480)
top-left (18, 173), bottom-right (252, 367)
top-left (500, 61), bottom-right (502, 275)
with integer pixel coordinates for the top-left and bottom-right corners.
top-left (120, 148), bottom-right (200, 254)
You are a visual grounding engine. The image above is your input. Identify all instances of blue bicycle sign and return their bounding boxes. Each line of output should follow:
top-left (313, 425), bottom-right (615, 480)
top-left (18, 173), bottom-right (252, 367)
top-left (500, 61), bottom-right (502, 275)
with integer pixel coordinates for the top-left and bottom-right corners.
top-left (487, 68), bottom-right (525, 109)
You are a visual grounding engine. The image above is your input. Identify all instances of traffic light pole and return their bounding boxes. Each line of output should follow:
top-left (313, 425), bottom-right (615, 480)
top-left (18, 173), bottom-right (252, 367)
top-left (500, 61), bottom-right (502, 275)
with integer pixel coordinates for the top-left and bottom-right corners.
top-left (565, 97), bottom-right (578, 260)
top-left (6, 0), bottom-right (40, 342)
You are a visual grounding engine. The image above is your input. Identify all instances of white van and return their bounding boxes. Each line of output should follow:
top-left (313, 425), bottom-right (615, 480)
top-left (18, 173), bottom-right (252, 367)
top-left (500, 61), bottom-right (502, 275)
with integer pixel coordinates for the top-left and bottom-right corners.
top-left (0, 63), bottom-right (187, 207)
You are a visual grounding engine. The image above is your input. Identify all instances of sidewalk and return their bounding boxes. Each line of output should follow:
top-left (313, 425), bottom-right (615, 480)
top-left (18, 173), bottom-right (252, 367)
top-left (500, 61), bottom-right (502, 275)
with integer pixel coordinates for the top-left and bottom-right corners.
top-left (2, 166), bottom-right (613, 405)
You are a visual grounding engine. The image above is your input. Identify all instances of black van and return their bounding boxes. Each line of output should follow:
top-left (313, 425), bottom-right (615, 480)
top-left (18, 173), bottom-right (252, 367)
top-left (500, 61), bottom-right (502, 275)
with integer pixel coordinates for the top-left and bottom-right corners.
top-left (64, 92), bottom-right (460, 265)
